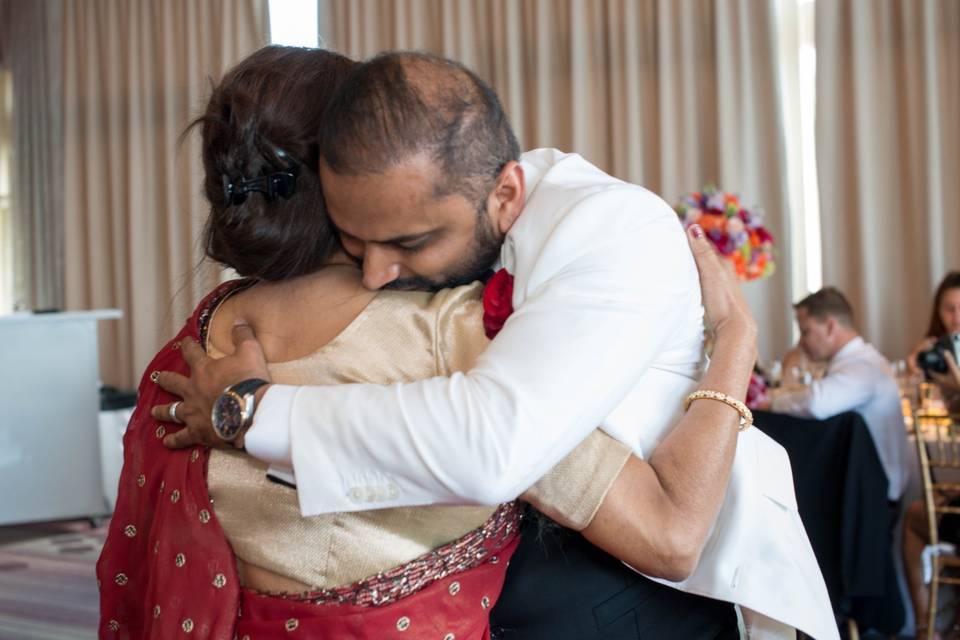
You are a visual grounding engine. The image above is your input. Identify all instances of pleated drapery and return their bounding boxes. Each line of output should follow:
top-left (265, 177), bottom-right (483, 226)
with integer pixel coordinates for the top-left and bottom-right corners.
top-left (61, 0), bottom-right (269, 386)
top-left (817, 0), bottom-right (960, 358)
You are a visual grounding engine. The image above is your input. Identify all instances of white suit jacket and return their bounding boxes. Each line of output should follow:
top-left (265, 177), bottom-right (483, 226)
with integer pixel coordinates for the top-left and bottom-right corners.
top-left (247, 149), bottom-right (837, 640)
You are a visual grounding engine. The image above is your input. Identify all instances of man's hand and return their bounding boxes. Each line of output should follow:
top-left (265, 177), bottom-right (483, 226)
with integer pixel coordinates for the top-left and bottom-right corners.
top-left (752, 397), bottom-right (773, 411)
top-left (151, 324), bottom-right (271, 449)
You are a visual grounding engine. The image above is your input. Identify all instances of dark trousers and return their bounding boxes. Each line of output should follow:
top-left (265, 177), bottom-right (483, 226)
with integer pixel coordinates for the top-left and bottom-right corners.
top-left (490, 513), bottom-right (739, 640)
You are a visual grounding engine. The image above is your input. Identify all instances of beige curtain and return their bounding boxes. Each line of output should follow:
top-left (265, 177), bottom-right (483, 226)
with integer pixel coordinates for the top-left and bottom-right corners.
top-left (2, 0), bottom-right (65, 312)
top-left (817, 0), bottom-right (960, 359)
top-left (62, 0), bottom-right (269, 387)
top-left (0, 3), bottom-right (12, 314)
top-left (319, 0), bottom-right (795, 360)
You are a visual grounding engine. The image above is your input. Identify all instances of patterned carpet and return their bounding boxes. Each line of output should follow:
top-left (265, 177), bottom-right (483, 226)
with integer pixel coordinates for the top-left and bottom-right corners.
top-left (0, 520), bottom-right (105, 640)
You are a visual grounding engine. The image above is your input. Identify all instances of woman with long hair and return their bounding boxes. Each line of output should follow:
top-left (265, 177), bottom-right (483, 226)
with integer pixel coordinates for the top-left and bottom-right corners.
top-left (909, 272), bottom-right (960, 380)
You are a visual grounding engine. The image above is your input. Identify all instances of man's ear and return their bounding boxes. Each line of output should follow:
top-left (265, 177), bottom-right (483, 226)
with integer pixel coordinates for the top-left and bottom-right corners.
top-left (825, 317), bottom-right (839, 339)
top-left (488, 161), bottom-right (525, 235)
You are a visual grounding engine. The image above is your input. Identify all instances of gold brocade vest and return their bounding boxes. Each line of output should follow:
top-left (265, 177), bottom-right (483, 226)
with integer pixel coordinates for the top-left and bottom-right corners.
top-left (206, 284), bottom-right (496, 590)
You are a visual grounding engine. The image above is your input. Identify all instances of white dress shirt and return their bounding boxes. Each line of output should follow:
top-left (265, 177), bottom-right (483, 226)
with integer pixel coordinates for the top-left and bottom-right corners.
top-left (246, 149), bottom-right (837, 640)
top-left (772, 336), bottom-right (909, 502)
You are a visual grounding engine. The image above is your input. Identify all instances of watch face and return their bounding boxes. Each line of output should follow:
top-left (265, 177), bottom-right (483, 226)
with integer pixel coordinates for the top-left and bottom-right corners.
top-left (212, 392), bottom-right (244, 441)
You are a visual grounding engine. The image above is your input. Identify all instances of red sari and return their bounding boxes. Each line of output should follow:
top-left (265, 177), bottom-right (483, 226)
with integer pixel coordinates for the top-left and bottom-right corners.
top-left (97, 281), bottom-right (521, 639)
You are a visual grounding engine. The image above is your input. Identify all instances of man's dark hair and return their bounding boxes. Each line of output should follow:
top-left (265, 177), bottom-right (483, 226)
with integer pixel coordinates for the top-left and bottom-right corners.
top-left (795, 287), bottom-right (856, 328)
top-left (318, 51), bottom-right (520, 209)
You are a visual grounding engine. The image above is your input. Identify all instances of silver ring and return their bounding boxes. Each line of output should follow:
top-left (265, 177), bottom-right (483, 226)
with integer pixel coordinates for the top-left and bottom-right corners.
top-left (169, 401), bottom-right (183, 424)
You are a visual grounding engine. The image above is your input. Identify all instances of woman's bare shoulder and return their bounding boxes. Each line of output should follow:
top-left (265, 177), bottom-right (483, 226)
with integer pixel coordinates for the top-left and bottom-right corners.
top-left (206, 269), bottom-right (376, 361)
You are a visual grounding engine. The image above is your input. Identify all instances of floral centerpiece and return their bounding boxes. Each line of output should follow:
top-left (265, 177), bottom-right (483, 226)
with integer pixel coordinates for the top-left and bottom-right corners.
top-left (675, 186), bottom-right (775, 282)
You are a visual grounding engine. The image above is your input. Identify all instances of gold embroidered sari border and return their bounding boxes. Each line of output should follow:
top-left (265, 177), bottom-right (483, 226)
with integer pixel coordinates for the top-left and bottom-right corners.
top-left (249, 501), bottom-right (522, 608)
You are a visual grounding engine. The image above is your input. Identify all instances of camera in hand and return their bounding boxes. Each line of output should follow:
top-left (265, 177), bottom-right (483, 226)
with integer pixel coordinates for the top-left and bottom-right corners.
top-left (916, 333), bottom-right (959, 376)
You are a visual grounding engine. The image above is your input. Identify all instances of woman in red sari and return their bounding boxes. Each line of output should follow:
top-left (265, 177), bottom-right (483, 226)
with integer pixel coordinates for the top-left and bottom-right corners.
top-left (96, 46), bottom-right (619, 640)
top-left (97, 45), bottom-right (757, 640)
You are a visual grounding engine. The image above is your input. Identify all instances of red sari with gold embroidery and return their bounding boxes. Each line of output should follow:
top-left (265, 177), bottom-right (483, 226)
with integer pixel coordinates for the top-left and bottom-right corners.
top-left (97, 282), bottom-right (520, 639)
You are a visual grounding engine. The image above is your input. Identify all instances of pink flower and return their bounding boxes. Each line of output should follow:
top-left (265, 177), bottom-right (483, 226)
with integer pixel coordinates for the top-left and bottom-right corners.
top-left (685, 208), bottom-right (703, 224)
top-left (746, 371), bottom-right (769, 409)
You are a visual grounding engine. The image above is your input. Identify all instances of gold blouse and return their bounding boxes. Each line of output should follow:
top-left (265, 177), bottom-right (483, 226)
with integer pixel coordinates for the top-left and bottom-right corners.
top-left (206, 283), bottom-right (630, 590)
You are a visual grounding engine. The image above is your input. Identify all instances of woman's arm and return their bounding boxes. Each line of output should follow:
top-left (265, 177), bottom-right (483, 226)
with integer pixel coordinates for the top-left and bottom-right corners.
top-left (908, 336), bottom-right (937, 376)
top-left (582, 226), bottom-right (755, 581)
top-left (582, 323), bottom-right (754, 581)
top-left (931, 350), bottom-right (960, 394)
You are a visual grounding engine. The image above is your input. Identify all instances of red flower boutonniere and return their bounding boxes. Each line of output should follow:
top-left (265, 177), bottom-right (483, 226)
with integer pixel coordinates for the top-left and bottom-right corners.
top-left (482, 268), bottom-right (514, 339)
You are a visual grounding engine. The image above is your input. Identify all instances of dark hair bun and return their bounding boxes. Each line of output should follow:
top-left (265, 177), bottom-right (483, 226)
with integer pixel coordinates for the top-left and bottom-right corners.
top-left (194, 45), bottom-right (355, 280)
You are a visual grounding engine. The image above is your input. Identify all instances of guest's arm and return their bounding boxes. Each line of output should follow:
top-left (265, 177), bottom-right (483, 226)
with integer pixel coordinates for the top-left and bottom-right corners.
top-left (908, 337), bottom-right (936, 377)
top-left (771, 365), bottom-right (872, 419)
top-left (931, 351), bottom-right (960, 393)
top-left (770, 387), bottom-right (815, 417)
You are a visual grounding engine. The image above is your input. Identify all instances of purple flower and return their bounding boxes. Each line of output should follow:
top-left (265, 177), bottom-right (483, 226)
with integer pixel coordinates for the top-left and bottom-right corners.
top-left (706, 193), bottom-right (725, 211)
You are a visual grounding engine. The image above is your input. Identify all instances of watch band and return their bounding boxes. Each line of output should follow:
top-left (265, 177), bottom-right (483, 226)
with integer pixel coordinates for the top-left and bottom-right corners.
top-left (228, 378), bottom-right (271, 400)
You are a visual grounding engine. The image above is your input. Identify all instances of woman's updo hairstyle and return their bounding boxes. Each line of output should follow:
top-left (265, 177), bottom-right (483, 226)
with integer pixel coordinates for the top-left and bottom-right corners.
top-left (195, 46), bottom-right (355, 280)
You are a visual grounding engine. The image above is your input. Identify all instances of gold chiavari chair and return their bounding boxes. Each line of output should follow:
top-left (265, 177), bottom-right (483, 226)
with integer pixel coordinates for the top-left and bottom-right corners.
top-left (913, 410), bottom-right (960, 639)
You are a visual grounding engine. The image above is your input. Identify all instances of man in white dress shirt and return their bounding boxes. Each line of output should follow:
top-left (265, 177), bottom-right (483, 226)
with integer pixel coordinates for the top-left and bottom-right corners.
top-left (771, 287), bottom-right (910, 503)
top-left (156, 51), bottom-right (836, 639)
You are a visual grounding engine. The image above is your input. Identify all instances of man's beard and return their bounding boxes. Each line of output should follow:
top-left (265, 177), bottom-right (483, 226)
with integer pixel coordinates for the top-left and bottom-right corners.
top-left (383, 215), bottom-right (502, 293)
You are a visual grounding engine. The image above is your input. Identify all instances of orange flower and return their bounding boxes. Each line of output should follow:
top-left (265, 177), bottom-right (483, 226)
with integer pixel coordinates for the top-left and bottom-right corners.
top-left (699, 215), bottom-right (721, 231)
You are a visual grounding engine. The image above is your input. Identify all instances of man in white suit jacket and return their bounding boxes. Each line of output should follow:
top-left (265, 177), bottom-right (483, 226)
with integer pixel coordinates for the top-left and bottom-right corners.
top-left (160, 52), bottom-right (836, 639)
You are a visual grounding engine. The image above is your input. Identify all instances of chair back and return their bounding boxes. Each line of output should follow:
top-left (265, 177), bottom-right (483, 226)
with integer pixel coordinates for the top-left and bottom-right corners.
top-left (913, 411), bottom-right (960, 545)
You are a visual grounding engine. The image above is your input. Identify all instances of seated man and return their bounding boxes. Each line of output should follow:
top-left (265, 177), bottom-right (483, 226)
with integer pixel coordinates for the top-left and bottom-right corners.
top-left (771, 287), bottom-right (909, 504)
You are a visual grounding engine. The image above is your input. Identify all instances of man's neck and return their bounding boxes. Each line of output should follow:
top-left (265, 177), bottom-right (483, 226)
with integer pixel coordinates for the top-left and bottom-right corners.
top-left (829, 332), bottom-right (861, 361)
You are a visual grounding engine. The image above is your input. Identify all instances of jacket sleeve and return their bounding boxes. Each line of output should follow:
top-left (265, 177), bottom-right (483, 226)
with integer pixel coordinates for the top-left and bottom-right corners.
top-left (433, 284), bottom-right (634, 530)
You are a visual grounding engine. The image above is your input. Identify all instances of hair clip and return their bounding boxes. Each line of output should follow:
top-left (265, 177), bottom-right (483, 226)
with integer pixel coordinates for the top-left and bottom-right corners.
top-left (222, 171), bottom-right (298, 206)
top-left (222, 148), bottom-right (300, 206)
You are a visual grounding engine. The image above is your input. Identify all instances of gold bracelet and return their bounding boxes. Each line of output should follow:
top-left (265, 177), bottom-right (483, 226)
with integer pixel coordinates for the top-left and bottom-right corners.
top-left (684, 390), bottom-right (753, 431)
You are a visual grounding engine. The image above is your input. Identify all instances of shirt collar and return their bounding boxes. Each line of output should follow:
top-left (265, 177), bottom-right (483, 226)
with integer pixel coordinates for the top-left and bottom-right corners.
top-left (831, 335), bottom-right (865, 362)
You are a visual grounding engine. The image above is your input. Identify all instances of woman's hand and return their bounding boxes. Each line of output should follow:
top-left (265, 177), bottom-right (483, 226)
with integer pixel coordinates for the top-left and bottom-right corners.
top-left (931, 350), bottom-right (960, 393)
top-left (908, 337), bottom-right (937, 376)
top-left (686, 225), bottom-right (757, 346)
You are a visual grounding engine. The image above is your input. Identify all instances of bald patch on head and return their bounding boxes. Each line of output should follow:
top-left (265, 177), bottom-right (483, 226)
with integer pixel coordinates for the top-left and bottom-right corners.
top-left (318, 50), bottom-right (520, 210)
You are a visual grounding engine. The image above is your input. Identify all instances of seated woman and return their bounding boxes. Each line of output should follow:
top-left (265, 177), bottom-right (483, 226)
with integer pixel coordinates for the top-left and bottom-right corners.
top-left (909, 272), bottom-right (960, 411)
top-left (97, 46), bottom-right (756, 640)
